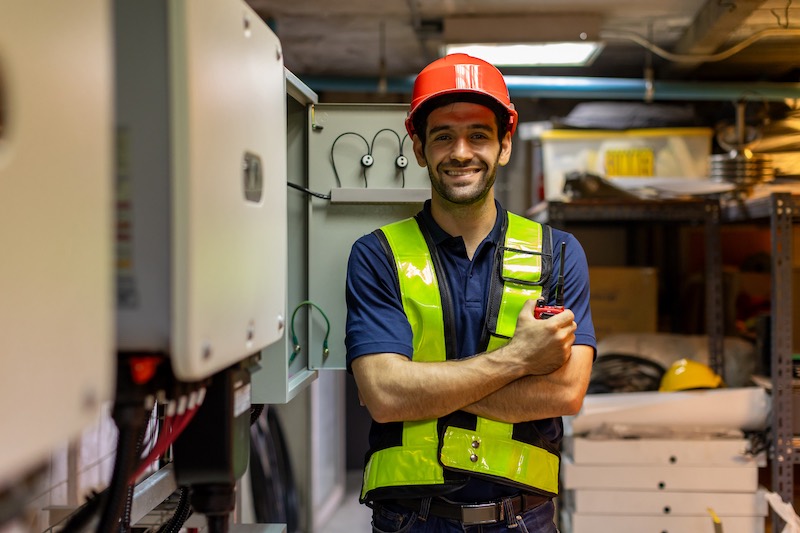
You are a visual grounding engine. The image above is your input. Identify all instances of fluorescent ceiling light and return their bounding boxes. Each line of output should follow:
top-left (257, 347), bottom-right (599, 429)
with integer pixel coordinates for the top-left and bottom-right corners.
top-left (444, 42), bottom-right (604, 67)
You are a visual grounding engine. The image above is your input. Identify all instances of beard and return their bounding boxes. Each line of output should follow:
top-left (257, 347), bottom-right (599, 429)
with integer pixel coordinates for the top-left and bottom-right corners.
top-left (427, 158), bottom-right (499, 206)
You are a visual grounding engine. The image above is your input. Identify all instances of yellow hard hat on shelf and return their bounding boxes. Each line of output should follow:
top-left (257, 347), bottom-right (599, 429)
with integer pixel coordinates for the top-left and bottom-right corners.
top-left (659, 358), bottom-right (724, 392)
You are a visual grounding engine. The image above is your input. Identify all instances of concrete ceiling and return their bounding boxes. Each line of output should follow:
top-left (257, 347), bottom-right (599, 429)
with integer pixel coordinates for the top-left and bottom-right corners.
top-left (245, 0), bottom-right (800, 88)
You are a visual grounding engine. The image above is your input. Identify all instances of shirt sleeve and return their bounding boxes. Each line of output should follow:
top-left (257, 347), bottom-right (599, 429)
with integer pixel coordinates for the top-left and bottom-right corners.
top-left (345, 232), bottom-right (414, 372)
top-left (551, 229), bottom-right (597, 356)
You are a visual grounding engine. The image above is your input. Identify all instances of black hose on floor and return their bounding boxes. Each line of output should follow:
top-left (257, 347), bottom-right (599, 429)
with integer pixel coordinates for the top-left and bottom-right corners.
top-left (249, 406), bottom-right (299, 532)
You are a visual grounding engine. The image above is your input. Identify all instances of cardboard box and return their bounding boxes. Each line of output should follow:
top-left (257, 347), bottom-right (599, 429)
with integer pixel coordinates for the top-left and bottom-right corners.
top-left (540, 127), bottom-right (713, 200)
top-left (589, 267), bottom-right (658, 341)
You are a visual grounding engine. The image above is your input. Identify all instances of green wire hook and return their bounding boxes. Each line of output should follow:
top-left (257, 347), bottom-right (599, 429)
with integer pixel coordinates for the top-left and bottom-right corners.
top-left (289, 300), bottom-right (331, 366)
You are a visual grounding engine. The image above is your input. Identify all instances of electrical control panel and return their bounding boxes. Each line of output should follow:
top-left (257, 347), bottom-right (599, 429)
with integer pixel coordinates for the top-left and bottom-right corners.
top-left (252, 98), bottom-right (432, 400)
top-left (115, 0), bottom-right (287, 381)
top-left (309, 104), bottom-right (432, 372)
top-left (305, 103), bottom-right (430, 371)
top-left (0, 0), bottom-right (114, 482)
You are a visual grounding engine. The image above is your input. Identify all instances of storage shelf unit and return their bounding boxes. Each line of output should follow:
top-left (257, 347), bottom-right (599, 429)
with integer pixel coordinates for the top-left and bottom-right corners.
top-left (720, 192), bottom-right (798, 514)
top-left (539, 192), bottom-right (798, 530)
top-left (540, 198), bottom-right (724, 371)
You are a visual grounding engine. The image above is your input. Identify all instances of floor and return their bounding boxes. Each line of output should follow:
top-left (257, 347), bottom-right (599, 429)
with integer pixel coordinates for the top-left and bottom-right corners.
top-left (322, 471), bottom-right (372, 533)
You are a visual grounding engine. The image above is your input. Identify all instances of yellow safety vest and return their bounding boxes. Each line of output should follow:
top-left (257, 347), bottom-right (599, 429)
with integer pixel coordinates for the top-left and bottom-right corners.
top-left (360, 210), bottom-right (561, 503)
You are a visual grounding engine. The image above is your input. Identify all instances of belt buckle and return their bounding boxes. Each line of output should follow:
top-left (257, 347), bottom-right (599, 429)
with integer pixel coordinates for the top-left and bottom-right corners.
top-left (460, 502), bottom-right (501, 525)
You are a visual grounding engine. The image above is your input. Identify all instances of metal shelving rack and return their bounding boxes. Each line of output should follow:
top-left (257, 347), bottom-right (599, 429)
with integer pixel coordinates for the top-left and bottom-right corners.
top-left (721, 192), bottom-right (798, 524)
top-left (541, 192), bottom-right (797, 530)
top-left (542, 198), bottom-right (725, 370)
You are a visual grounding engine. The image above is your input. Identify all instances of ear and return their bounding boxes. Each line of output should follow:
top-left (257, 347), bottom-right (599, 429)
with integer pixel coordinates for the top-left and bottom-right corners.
top-left (412, 134), bottom-right (427, 167)
top-left (498, 132), bottom-right (512, 166)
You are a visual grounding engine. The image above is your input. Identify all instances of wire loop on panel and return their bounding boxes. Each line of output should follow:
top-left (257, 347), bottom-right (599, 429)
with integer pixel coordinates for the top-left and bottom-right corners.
top-left (289, 300), bottom-right (331, 366)
top-left (330, 131), bottom-right (370, 188)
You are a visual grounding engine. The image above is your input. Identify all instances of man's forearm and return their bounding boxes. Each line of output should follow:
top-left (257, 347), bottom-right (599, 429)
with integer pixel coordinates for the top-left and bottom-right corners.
top-left (352, 348), bottom-right (531, 423)
top-left (463, 345), bottom-right (594, 423)
top-left (352, 306), bottom-right (579, 423)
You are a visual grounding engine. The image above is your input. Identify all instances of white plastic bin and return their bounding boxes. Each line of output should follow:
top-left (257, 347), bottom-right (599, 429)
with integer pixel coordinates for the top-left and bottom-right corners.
top-left (540, 127), bottom-right (713, 200)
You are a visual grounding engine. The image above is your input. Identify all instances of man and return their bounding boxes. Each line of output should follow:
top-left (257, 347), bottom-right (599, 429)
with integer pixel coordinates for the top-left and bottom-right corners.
top-left (345, 53), bottom-right (596, 532)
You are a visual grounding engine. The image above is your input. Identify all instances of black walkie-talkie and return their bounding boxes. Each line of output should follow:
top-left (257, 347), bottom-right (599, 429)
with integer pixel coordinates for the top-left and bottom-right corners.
top-left (534, 241), bottom-right (566, 319)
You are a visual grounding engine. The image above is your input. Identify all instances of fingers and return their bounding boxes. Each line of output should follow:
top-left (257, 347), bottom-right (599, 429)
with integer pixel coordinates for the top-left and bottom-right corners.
top-left (536, 308), bottom-right (575, 330)
top-left (550, 308), bottom-right (575, 324)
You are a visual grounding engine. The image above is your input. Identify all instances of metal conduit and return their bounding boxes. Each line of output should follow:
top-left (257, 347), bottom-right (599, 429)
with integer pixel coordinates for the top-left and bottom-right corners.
top-left (299, 75), bottom-right (800, 102)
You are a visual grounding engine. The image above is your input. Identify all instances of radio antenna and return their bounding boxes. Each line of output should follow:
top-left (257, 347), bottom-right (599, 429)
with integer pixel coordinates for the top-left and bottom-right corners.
top-left (555, 242), bottom-right (566, 307)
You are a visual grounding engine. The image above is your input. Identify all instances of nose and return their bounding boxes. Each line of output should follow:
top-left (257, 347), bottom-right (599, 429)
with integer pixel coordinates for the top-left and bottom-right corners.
top-left (450, 136), bottom-right (473, 162)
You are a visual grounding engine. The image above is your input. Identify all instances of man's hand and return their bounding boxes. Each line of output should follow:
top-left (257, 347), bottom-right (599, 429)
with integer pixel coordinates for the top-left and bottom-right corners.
top-left (503, 299), bottom-right (576, 376)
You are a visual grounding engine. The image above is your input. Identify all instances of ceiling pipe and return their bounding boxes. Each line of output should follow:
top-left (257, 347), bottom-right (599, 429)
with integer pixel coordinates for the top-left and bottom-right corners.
top-left (299, 74), bottom-right (800, 102)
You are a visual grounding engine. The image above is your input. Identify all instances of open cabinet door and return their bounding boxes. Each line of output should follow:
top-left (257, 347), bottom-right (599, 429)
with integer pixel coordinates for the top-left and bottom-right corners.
top-left (250, 84), bottom-right (432, 531)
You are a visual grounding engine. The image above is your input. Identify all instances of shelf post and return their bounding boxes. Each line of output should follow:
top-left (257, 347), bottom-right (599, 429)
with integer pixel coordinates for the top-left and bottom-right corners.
top-left (704, 200), bottom-right (725, 374)
top-left (770, 192), bottom-right (795, 531)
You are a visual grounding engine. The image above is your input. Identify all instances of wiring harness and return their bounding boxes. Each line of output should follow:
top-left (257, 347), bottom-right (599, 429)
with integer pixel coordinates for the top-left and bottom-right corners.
top-left (288, 127), bottom-right (411, 200)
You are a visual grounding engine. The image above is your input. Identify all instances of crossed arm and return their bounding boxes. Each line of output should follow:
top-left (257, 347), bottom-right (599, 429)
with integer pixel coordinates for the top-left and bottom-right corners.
top-left (352, 302), bottom-right (593, 424)
top-left (462, 344), bottom-right (593, 423)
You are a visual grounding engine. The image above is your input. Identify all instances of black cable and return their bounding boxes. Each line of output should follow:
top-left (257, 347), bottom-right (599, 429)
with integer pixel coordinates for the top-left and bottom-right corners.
top-left (249, 410), bottom-right (284, 524)
top-left (95, 406), bottom-right (149, 533)
top-left (267, 407), bottom-right (300, 533)
top-left (248, 407), bottom-right (300, 532)
top-left (120, 483), bottom-right (134, 532)
top-left (250, 404), bottom-right (265, 426)
top-left (587, 354), bottom-right (666, 394)
top-left (370, 128), bottom-right (402, 153)
top-left (188, 484), bottom-right (235, 533)
top-left (57, 440), bottom-right (143, 533)
top-left (330, 131), bottom-right (370, 188)
top-left (287, 181), bottom-right (331, 200)
top-left (120, 421), bottom-right (149, 532)
top-left (155, 487), bottom-right (192, 533)
top-left (400, 133), bottom-right (411, 188)
top-left (372, 128), bottom-right (406, 189)
top-left (59, 489), bottom-right (105, 532)
top-left (205, 514), bottom-right (229, 533)
top-left (745, 430), bottom-right (769, 457)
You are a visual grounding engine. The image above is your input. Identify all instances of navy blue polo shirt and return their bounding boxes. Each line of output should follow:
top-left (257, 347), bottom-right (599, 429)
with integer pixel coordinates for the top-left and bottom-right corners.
top-left (345, 200), bottom-right (596, 502)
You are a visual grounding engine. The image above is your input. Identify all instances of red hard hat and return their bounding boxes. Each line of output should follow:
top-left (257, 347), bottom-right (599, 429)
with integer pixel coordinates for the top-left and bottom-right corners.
top-left (405, 53), bottom-right (518, 138)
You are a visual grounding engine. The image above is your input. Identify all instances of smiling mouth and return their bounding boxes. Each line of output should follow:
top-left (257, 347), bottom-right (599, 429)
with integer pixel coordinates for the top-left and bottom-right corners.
top-left (444, 168), bottom-right (480, 178)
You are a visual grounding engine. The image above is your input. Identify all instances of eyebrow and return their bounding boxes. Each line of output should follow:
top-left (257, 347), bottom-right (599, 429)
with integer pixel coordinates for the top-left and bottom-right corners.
top-left (428, 123), bottom-right (495, 136)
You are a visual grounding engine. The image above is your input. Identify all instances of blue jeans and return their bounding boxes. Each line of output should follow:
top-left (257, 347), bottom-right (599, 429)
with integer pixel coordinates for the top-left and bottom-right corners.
top-left (371, 499), bottom-right (559, 533)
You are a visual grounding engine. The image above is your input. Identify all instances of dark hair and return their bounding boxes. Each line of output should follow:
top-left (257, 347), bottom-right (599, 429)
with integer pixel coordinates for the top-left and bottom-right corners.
top-left (412, 92), bottom-right (510, 146)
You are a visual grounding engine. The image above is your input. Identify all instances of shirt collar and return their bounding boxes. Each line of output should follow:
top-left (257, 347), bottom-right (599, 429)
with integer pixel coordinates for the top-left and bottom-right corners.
top-left (418, 199), bottom-right (506, 247)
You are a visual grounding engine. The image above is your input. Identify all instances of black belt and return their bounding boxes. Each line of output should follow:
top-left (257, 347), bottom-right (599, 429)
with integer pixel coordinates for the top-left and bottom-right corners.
top-left (392, 493), bottom-right (551, 525)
